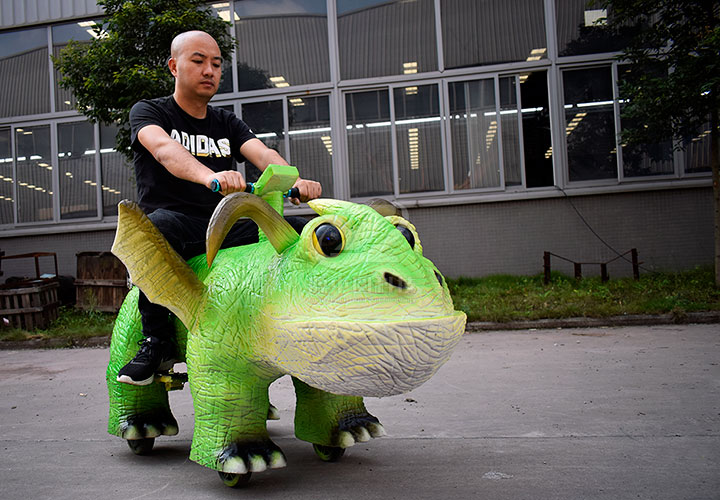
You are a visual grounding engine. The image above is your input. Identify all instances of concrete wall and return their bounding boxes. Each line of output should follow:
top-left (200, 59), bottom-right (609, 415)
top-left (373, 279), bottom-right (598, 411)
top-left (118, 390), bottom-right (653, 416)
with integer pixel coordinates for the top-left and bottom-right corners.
top-left (0, 186), bottom-right (713, 281)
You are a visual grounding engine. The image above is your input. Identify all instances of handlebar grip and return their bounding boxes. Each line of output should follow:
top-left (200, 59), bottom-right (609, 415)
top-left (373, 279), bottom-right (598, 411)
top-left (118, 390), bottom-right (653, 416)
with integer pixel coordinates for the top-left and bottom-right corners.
top-left (244, 183), bottom-right (255, 194)
top-left (285, 187), bottom-right (300, 199)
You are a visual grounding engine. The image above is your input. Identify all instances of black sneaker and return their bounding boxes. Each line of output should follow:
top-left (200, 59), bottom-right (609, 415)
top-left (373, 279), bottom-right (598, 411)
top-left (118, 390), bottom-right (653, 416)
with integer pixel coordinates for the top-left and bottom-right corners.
top-left (117, 337), bottom-right (175, 386)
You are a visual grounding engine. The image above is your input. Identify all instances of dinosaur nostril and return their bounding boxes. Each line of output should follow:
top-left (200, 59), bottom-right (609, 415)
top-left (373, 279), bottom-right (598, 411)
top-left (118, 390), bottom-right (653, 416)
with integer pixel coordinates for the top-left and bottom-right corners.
top-left (384, 272), bottom-right (407, 290)
top-left (434, 271), bottom-right (444, 287)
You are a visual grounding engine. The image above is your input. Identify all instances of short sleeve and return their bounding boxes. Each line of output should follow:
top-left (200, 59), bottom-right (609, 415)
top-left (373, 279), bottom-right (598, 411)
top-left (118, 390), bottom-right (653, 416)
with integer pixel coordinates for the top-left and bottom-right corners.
top-left (129, 100), bottom-right (166, 152)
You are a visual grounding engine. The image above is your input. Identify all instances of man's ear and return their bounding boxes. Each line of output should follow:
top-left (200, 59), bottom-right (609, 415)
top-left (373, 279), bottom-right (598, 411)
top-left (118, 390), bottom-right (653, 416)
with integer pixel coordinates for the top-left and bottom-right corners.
top-left (168, 57), bottom-right (177, 77)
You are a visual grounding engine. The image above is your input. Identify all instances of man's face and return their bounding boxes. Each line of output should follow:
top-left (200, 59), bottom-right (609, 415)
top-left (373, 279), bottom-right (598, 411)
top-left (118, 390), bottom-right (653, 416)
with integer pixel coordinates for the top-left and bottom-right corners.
top-left (170, 34), bottom-right (222, 100)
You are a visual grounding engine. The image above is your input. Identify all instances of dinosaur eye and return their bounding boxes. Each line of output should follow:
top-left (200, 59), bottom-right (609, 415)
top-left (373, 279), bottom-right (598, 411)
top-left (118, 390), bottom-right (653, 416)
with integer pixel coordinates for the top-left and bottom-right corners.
top-left (395, 224), bottom-right (415, 250)
top-left (313, 223), bottom-right (344, 257)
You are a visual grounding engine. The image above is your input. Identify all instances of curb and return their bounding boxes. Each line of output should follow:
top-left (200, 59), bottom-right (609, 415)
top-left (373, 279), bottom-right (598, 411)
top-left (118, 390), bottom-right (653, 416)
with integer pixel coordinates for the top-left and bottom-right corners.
top-left (465, 311), bottom-right (720, 332)
top-left (1, 312), bottom-right (719, 349)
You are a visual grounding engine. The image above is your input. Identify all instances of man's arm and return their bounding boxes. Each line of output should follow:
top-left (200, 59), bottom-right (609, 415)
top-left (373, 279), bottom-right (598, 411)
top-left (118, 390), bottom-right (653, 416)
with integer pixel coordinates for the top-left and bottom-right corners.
top-left (239, 138), bottom-right (322, 203)
top-left (137, 124), bottom-right (247, 194)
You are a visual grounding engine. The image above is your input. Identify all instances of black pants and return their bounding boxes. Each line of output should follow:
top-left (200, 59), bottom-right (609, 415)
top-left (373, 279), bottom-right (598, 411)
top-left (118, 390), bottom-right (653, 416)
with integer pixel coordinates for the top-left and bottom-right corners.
top-left (138, 208), bottom-right (306, 341)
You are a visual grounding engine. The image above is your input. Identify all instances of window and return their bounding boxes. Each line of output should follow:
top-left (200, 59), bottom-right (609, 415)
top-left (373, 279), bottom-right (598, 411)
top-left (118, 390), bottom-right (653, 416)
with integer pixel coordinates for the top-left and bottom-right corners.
top-left (337, 0), bottom-right (437, 80)
top-left (58, 121), bottom-right (98, 219)
top-left (394, 85), bottom-right (444, 193)
top-left (234, 0), bottom-right (329, 91)
top-left (100, 123), bottom-right (136, 216)
top-left (0, 28), bottom-right (50, 118)
top-left (562, 66), bottom-right (617, 182)
top-left (684, 123), bottom-right (713, 174)
top-left (449, 78), bottom-right (501, 190)
top-left (519, 71), bottom-right (553, 187)
top-left (345, 90), bottom-right (393, 197)
top-left (210, 3), bottom-right (235, 94)
top-left (617, 65), bottom-right (673, 178)
top-left (15, 125), bottom-right (52, 223)
top-left (441, 0), bottom-right (547, 69)
top-left (0, 128), bottom-right (12, 225)
top-left (555, 0), bottom-right (635, 57)
top-left (52, 21), bottom-right (97, 112)
top-left (241, 100), bottom-right (285, 182)
top-left (289, 96), bottom-right (334, 197)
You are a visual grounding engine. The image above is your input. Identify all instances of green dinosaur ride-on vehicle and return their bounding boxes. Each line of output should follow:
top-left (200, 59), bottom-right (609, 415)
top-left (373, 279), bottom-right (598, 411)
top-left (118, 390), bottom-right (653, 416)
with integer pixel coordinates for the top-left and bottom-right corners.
top-left (106, 165), bottom-right (467, 487)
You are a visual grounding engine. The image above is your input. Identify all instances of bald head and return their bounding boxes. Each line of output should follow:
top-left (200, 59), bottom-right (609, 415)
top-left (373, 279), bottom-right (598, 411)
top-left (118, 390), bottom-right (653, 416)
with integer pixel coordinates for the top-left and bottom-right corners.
top-left (170, 31), bottom-right (220, 59)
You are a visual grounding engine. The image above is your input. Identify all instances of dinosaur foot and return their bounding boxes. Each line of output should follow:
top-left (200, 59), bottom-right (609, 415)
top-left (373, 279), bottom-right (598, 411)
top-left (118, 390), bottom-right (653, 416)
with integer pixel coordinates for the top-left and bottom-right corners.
top-left (120, 411), bottom-right (179, 440)
top-left (335, 413), bottom-right (386, 448)
top-left (218, 440), bottom-right (287, 474)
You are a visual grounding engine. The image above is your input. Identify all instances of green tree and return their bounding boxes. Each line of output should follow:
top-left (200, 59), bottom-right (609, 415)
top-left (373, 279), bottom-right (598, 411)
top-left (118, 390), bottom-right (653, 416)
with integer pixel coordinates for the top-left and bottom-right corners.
top-left (53, 0), bottom-right (233, 159)
top-left (602, 0), bottom-right (720, 285)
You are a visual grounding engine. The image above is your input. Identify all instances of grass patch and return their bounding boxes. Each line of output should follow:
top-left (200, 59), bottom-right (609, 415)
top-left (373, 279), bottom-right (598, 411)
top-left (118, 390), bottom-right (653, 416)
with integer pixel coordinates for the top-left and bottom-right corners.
top-left (1, 267), bottom-right (718, 342)
top-left (447, 266), bottom-right (720, 323)
top-left (0, 306), bottom-right (116, 342)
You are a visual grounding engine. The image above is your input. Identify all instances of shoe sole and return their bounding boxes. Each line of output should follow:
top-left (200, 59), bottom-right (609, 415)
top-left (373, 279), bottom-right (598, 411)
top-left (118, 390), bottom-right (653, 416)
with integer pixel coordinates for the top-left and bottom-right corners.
top-left (117, 374), bottom-right (155, 386)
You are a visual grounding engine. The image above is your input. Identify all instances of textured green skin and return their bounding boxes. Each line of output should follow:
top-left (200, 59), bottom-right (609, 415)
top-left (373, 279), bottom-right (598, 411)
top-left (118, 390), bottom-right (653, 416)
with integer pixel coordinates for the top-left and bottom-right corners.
top-left (107, 199), bottom-right (464, 473)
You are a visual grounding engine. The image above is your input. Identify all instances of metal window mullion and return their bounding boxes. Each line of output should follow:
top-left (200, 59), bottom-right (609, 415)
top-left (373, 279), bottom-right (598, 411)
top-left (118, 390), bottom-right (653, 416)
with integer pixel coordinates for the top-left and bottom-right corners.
top-left (434, 0), bottom-right (444, 72)
top-left (10, 126), bottom-right (18, 225)
top-left (327, 0), bottom-right (340, 86)
top-left (439, 79), bottom-right (452, 194)
top-left (229, 0), bottom-right (239, 95)
top-left (47, 26), bottom-right (56, 114)
top-left (549, 65), bottom-right (566, 188)
top-left (544, 0), bottom-right (558, 62)
top-left (330, 87), bottom-right (348, 199)
top-left (494, 75), bottom-right (506, 189)
top-left (463, 82), bottom-right (475, 188)
top-left (50, 121), bottom-right (60, 222)
top-left (612, 61), bottom-right (624, 182)
top-left (388, 87), bottom-right (400, 198)
top-left (515, 75), bottom-right (528, 188)
top-left (94, 122), bottom-right (102, 218)
top-left (283, 96), bottom-right (290, 163)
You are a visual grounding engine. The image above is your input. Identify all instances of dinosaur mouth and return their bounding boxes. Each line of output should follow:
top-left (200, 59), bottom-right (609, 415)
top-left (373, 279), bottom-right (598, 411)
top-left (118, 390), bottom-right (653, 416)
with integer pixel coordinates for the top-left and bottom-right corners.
top-left (258, 311), bottom-right (467, 397)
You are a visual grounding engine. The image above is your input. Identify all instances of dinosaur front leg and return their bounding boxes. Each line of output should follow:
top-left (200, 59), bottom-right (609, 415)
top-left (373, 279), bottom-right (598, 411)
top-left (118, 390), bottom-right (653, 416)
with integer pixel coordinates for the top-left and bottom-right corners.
top-left (292, 377), bottom-right (386, 450)
top-left (188, 364), bottom-right (286, 474)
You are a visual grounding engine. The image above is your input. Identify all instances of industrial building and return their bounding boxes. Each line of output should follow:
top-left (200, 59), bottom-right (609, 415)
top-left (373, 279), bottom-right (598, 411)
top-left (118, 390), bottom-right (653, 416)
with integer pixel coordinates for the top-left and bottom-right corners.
top-left (0, 0), bottom-right (713, 281)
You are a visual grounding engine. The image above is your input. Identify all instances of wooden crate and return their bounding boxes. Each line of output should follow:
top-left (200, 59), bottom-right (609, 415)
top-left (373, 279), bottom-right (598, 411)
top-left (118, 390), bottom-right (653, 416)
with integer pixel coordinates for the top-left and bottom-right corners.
top-left (0, 279), bottom-right (60, 330)
top-left (75, 252), bottom-right (129, 312)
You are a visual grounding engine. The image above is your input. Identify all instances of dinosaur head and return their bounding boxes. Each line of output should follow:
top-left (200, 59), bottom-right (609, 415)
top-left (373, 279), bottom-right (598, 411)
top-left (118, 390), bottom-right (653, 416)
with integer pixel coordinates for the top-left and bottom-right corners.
top-left (243, 199), bottom-right (466, 397)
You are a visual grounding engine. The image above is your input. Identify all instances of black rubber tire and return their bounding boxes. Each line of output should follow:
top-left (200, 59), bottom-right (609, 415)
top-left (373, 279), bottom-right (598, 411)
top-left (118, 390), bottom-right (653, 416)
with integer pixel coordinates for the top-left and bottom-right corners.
top-left (127, 438), bottom-right (155, 455)
top-left (313, 443), bottom-right (346, 462)
top-left (218, 471), bottom-right (252, 488)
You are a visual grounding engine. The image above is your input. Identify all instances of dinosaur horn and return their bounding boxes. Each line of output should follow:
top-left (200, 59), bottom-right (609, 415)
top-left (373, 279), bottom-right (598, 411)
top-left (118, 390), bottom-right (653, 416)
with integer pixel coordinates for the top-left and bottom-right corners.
top-left (206, 192), bottom-right (299, 267)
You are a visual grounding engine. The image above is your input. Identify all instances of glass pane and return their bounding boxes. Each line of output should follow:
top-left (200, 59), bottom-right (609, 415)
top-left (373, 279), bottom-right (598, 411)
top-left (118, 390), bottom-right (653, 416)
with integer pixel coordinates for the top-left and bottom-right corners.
top-left (563, 67), bottom-right (617, 182)
top-left (337, 0), bottom-right (438, 80)
top-left (345, 90), bottom-right (393, 197)
top-left (442, 0), bottom-right (546, 69)
top-left (16, 126), bottom-right (52, 223)
top-left (555, 0), bottom-right (633, 57)
top-left (210, 3), bottom-right (235, 94)
top-left (52, 21), bottom-right (97, 112)
top-left (241, 100), bottom-right (285, 182)
top-left (58, 121), bottom-right (98, 219)
top-left (0, 28), bottom-right (50, 118)
top-left (289, 96), bottom-right (334, 197)
top-left (449, 79), bottom-right (500, 190)
top-left (499, 76), bottom-right (522, 186)
top-left (394, 85), bottom-right (444, 193)
top-left (520, 71), bottom-right (553, 187)
top-left (0, 128), bottom-right (13, 224)
top-left (617, 65), bottom-right (674, 177)
top-left (684, 123), bottom-right (712, 174)
top-left (234, 0), bottom-right (329, 91)
top-left (101, 123), bottom-right (136, 216)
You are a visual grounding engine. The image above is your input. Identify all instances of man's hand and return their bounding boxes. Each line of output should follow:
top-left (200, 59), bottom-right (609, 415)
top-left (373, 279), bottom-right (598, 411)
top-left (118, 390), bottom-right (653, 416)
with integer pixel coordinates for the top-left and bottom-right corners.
top-left (205, 170), bottom-right (247, 195)
top-left (290, 178), bottom-right (322, 205)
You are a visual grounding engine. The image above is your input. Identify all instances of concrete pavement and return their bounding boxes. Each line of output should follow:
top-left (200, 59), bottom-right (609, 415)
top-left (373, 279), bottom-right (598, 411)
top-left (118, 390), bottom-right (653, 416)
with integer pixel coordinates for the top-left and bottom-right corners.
top-left (1, 324), bottom-right (718, 499)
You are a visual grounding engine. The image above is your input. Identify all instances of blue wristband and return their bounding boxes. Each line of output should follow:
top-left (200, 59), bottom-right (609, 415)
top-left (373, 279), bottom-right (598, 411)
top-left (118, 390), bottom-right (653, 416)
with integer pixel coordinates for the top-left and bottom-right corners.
top-left (210, 179), bottom-right (221, 193)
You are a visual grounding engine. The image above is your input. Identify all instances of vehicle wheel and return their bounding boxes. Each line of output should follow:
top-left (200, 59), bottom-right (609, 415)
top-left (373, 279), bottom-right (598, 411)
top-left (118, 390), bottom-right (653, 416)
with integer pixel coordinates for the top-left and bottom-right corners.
top-left (313, 443), bottom-right (345, 462)
top-left (127, 438), bottom-right (155, 455)
top-left (218, 471), bottom-right (252, 488)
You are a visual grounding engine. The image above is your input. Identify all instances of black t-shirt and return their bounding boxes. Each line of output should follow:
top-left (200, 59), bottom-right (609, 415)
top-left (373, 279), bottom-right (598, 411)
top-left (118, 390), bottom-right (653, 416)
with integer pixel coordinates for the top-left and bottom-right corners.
top-left (129, 96), bottom-right (256, 218)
